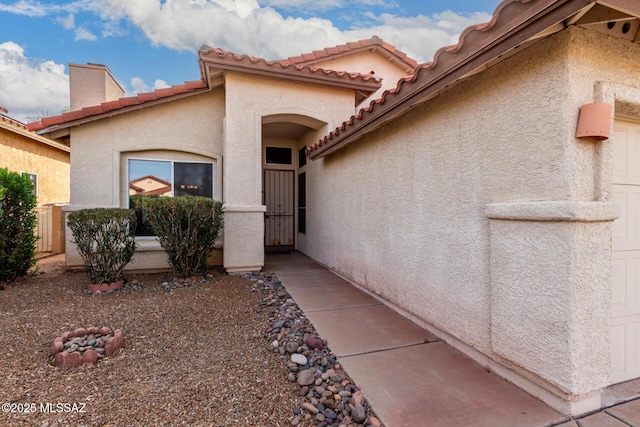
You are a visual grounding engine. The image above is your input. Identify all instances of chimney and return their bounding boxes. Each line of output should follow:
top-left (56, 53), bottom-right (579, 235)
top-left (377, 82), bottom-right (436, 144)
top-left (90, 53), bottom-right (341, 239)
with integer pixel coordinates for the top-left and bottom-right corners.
top-left (68, 63), bottom-right (125, 111)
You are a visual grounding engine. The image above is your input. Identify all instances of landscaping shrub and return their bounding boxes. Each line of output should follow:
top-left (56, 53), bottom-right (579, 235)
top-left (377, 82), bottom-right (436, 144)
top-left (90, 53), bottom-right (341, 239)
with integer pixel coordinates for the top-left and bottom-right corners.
top-left (67, 208), bottom-right (137, 284)
top-left (142, 196), bottom-right (223, 278)
top-left (0, 168), bottom-right (38, 282)
top-left (129, 194), bottom-right (158, 236)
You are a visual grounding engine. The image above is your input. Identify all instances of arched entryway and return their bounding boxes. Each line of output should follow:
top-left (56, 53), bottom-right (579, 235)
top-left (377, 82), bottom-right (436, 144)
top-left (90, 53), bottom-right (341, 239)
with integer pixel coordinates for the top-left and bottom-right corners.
top-left (261, 114), bottom-right (326, 252)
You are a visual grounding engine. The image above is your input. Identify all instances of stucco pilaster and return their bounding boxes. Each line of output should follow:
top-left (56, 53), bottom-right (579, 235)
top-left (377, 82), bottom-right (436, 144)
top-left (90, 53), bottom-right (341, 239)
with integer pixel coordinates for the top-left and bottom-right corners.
top-left (487, 201), bottom-right (618, 412)
top-left (222, 205), bottom-right (266, 272)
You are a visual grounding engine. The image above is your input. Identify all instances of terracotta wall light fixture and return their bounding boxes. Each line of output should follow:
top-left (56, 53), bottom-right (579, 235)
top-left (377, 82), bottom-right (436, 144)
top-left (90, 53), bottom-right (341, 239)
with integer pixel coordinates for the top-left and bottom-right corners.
top-left (575, 102), bottom-right (613, 141)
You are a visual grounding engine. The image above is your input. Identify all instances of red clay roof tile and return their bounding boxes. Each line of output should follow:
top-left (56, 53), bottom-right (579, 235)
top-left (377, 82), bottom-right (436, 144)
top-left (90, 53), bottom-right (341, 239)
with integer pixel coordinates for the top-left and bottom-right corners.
top-left (308, 0), bottom-right (595, 159)
top-left (27, 80), bottom-right (208, 132)
top-left (281, 36), bottom-right (419, 70)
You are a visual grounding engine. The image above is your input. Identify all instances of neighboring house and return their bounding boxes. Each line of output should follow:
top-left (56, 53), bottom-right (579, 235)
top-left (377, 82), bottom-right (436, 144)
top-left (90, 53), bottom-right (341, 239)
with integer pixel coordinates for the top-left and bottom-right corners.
top-left (27, 0), bottom-right (640, 417)
top-left (1, 110), bottom-right (70, 252)
top-left (129, 175), bottom-right (172, 197)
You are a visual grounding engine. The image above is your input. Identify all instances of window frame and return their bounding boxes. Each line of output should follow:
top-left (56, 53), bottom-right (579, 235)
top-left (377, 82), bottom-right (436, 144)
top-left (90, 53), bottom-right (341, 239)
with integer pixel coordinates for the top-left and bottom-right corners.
top-left (21, 172), bottom-right (38, 200)
top-left (127, 157), bottom-right (215, 237)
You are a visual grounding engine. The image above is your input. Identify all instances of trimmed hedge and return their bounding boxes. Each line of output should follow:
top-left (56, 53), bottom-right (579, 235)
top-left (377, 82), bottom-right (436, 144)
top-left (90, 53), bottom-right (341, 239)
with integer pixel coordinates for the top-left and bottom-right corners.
top-left (0, 168), bottom-right (38, 282)
top-left (67, 208), bottom-right (137, 284)
top-left (143, 196), bottom-right (223, 278)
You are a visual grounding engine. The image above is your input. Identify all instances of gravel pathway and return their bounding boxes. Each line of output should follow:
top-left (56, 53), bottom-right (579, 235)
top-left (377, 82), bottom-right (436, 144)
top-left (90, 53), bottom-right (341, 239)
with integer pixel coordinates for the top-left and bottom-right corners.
top-left (0, 255), bottom-right (381, 427)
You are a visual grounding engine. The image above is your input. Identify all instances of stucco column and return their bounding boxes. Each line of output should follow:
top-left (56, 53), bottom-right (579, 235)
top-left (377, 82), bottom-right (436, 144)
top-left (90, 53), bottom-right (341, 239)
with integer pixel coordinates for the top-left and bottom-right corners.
top-left (222, 103), bottom-right (266, 272)
top-left (487, 201), bottom-right (619, 415)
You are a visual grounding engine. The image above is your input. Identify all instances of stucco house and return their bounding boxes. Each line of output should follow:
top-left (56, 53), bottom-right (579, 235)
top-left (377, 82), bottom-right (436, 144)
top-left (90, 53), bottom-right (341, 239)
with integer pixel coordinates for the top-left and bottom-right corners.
top-left (28, 0), bottom-right (640, 417)
top-left (1, 109), bottom-right (70, 252)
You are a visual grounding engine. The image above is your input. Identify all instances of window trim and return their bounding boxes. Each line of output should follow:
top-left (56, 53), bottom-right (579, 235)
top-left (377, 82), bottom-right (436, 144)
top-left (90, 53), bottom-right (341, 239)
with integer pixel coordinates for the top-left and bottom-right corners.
top-left (21, 172), bottom-right (38, 199)
top-left (127, 157), bottom-right (215, 237)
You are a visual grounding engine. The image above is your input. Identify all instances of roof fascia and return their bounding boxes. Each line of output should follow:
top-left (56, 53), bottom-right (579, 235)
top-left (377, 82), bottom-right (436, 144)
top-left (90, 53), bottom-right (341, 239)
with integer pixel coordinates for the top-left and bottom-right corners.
top-left (199, 54), bottom-right (381, 94)
top-left (298, 46), bottom-right (416, 73)
top-left (36, 88), bottom-right (211, 135)
top-left (598, 0), bottom-right (640, 17)
top-left (310, 0), bottom-right (596, 160)
top-left (0, 119), bottom-right (70, 153)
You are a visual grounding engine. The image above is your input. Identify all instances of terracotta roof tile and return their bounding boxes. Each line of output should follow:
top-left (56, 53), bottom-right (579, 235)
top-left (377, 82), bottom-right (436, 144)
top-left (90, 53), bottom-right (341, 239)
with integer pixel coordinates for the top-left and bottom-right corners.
top-left (308, 0), bottom-right (594, 159)
top-left (198, 46), bottom-right (381, 98)
top-left (27, 80), bottom-right (208, 132)
top-left (281, 36), bottom-right (419, 70)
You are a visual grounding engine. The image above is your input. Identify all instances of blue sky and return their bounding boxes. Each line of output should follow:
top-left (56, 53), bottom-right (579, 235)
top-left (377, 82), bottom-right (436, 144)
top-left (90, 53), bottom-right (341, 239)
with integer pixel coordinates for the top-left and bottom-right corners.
top-left (0, 0), bottom-right (500, 123)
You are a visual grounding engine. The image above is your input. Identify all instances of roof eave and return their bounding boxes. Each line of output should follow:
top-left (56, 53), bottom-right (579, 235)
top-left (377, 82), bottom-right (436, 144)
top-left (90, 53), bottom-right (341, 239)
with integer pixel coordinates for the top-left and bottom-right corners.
top-left (0, 118), bottom-right (70, 153)
top-left (36, 87), bottom-right (211, 135)
top-left (310, 0), bottom-right (597, 160)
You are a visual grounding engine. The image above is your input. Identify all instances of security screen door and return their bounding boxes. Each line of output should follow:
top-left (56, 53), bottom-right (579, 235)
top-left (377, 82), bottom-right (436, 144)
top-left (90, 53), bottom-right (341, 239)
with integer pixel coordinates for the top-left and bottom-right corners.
top-left (264, 169), bottom-right (294, 252)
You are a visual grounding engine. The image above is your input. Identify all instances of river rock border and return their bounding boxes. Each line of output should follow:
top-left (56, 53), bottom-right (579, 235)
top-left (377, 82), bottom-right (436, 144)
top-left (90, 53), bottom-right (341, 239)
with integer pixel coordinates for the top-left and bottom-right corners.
top-left (240, 271), bottom-right (383, 427)
top-left (52, 327), bottom-right (124, 368)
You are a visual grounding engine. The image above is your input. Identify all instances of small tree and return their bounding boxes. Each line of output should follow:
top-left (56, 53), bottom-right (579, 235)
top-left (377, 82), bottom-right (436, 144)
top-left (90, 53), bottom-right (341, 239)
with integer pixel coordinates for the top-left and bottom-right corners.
top-left (67, 208), bottom-right (137, 285)
top-left (143, 196), bottom-right (223, 278)
top-left (0, 168), bottom-right (38, 282)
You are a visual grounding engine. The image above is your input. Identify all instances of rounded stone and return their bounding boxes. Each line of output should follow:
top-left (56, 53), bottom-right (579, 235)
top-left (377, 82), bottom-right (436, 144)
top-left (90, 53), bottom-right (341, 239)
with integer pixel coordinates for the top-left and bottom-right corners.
top-left (297, 369), bottom-right (315, 386)
top-left (291, 353), bottom-right (307, 366)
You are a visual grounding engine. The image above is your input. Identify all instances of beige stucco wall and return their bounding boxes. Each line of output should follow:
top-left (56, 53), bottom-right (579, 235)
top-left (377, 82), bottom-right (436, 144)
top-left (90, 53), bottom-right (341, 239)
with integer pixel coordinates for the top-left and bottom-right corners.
top-left (1, 127), bottom-right (70, 206)
top-left (308, 50), bottom-right (414, 108)
top-left (300, 26), bottom-right (638, 415)
top-left (65, 89), bottom-right (224, 270)
top-left (69, 63), bottom-right (125, 111)
top-left (222, 71), bottom-right (356, 271)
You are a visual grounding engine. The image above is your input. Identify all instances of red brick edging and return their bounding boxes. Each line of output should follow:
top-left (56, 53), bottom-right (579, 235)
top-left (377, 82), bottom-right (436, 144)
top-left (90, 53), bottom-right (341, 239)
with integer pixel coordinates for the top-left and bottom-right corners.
top-left (52, 326), bottom-right (124, 368)
top-left (87, 281), bottom-right (124, 293)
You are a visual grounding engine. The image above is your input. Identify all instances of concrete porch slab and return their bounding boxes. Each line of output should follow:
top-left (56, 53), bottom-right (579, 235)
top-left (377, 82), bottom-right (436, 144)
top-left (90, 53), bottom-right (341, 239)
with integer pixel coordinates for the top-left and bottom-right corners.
top-left (576, 411), bottom-right (629, 427)
top-left (605, 398), bottom-right (640, 425)
top-left (305, 304), bottom-right (438, 357)
top-left (284, 283), bottom-right (382, 312)
top-left (339, 342), bottom-right (567, 427)
top-left (273, 274), bottom-right (348, 288)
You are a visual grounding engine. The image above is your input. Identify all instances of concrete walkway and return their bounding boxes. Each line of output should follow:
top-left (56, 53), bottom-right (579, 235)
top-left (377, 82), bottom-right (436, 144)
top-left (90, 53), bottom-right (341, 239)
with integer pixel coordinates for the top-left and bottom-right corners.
top-left (264, 252), bottom-right (640, 427)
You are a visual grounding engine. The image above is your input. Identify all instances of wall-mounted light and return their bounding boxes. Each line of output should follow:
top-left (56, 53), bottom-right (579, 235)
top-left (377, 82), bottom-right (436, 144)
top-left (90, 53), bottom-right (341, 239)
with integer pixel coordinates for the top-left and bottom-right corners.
top-left (575, 102), bottom-right (613, 141)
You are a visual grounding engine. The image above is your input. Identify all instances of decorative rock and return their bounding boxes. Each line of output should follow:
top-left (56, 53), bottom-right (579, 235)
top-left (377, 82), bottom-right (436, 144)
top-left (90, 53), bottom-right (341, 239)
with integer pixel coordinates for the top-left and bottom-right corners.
top-left (368, 415), bottom-right (382, 427)
top-left (301, 402), bottom-right (319, 414)
top-left (297, 369), bottom-right (315, 386)
top-left (66, 351), bottom-right (82, 368)
top-left (291, 353), bottom-right (307, 366)
top-left (351, 404), bottom-right (367, 424)
top-left (81, 349), bottom-right (98, 364)
top-left (352, 390), bottom-right (365, 405)
top-left (272, 320), bottom-right (285, 329)
top-left (291, 415), bottom-right (301, 426)
top-left (285, 341), bottom-right (299, 353)
top-left (304, 335), bottom-right (324, 350)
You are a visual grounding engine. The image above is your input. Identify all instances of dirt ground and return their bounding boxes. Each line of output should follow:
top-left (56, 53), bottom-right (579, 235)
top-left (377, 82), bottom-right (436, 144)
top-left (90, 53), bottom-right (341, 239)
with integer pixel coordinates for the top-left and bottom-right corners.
top-left (0, 254), bottom-right (308, 426)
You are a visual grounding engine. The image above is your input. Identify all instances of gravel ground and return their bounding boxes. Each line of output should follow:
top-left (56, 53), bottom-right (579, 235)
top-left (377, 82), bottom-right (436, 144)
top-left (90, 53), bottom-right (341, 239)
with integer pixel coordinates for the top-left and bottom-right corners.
top-left (0, 255), bottom-right (381, 427)
top-left (0, 254), bottom-right (308, 427)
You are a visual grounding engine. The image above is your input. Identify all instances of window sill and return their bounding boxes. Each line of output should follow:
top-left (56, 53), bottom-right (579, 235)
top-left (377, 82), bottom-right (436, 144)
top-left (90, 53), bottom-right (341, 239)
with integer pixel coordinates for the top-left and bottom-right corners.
top-left (134, 237), bottom-right (165, 251)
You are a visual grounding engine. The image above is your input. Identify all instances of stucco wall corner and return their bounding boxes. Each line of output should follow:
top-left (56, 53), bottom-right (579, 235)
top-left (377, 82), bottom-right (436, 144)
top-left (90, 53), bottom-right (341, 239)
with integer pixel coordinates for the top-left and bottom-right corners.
top-left (488, 201), bottom-right (616, 399)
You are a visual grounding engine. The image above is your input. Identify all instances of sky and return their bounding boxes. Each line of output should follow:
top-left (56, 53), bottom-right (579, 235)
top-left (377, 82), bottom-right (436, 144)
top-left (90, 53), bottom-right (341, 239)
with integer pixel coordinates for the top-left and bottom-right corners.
top-left (0, 0), bottom-right (501, 124)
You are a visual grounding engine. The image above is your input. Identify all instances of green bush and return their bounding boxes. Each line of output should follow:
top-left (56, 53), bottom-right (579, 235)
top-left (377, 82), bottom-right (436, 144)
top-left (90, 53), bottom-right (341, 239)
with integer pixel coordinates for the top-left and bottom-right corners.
top-left (67, 208), bottom-right (137, 284)
top-left (143, 196), bottom-right (223, 278)
top-left (0, 168), bottom-right (38, 282)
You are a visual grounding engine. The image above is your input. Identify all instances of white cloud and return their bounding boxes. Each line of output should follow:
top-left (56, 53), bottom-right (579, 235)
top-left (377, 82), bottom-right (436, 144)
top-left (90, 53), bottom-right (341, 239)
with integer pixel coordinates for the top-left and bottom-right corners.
top-left (129, 76), bottom-right (149, 94)
top-left (0, 41), bottom-right (68, 123)
top-left (0, 0), bottom-right (494, 122)
top-left (90, 0), bottom-right (490, 62)
top-left (0, 0), bottom-right (48, 17)
top-left (154, 79), bottom-right (170, 89)
top-left (74, 26), bottom-right (97, 41)
top-left (55, 13), bottom-right (74, 29)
